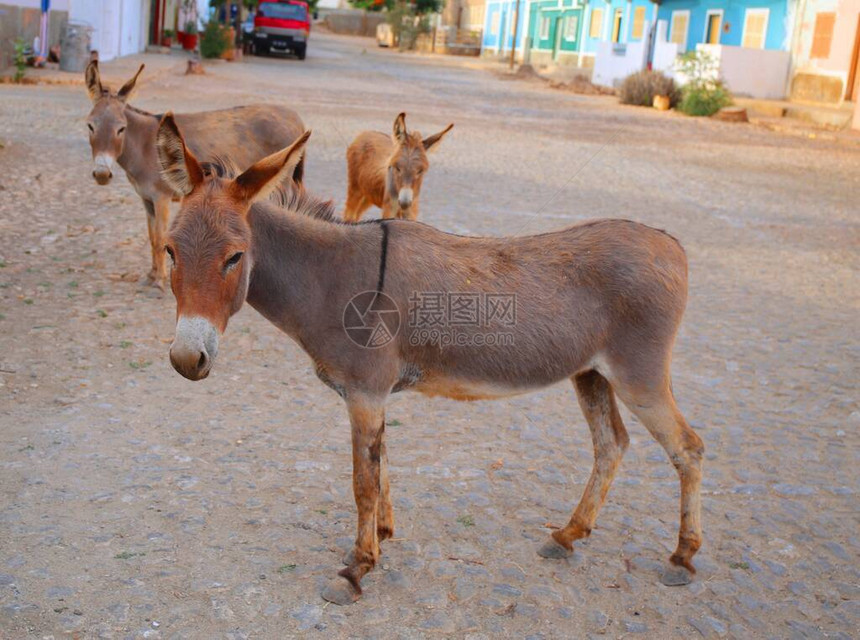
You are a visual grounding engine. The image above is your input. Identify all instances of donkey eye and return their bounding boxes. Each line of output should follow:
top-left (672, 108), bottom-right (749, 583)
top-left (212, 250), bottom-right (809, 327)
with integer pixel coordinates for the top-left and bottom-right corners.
top-left (225, 252), bottom-right (244, 271)
top-left (117, 126), bottom-right (126, 135)
top-left (87, 123), bottom-right (94, 133)
top-left (165, 246), bottom-right (175, 265)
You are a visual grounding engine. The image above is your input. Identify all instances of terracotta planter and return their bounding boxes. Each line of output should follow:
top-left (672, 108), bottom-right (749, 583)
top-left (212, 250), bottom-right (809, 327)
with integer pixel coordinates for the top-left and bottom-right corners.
top-left (182, 34), bottom-right (198, 51)
top-left (162, 36), bottom-right (173, 47)
top-left (653, 95), bottom-right (671, 111)
top-left (177, 31), bottom-right (186, 47)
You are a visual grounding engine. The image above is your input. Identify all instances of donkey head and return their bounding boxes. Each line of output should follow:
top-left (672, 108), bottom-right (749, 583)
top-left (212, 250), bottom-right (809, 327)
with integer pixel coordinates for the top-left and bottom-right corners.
top-left (156, 112), bottom-right (310, 381)
top-left (84, 61), bottom-right (144, 185)
top-left (388, 113), bottom-right (453, 213)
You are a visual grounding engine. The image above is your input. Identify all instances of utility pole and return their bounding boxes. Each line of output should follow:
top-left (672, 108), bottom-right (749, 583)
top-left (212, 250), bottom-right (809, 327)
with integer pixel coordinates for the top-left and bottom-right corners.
top-left (509, 0), bottom-right (521, 69)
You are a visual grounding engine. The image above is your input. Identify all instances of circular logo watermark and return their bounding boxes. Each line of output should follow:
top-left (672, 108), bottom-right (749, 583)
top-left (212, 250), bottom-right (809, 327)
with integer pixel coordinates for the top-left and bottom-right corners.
top-left (342, 291), bottom-right (401, 349)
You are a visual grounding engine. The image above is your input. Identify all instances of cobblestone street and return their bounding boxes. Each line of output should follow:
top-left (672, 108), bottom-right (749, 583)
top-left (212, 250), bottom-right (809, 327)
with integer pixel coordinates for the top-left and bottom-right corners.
top-left (0, 31), bottom-right (858, 638)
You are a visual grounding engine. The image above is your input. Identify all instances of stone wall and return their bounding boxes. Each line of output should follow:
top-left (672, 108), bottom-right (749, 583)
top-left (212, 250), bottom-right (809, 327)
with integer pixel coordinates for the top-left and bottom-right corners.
top-left (323, 10), bottom-right (385, 37)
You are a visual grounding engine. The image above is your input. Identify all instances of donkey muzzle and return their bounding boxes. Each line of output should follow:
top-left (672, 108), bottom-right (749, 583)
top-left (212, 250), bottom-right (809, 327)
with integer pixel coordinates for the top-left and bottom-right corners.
top-left (398, 188), bottom-right (413, 210)
top-left (170, 316), bottom-right (219, 381)
top-left (92, 154), bottom-right (114, 185)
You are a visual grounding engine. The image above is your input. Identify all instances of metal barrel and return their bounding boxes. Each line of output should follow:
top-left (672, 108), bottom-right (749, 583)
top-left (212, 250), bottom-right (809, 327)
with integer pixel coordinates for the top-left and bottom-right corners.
top-left (59, 22), bottom-right (93, 73)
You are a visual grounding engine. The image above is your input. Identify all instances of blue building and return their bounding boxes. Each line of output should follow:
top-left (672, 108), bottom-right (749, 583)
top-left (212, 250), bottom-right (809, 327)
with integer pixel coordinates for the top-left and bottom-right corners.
top-left (656, 0), bottom-right (792, 53)
top-left (482, 0), bottom-right (666, 67)
top-left (481, 0), bottom-right (529, 58)
top-left (482, 0), bottom-right (793, 68)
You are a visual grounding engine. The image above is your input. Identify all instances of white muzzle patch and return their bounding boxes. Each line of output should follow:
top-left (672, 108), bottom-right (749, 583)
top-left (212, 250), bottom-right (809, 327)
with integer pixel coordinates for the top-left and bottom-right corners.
top-left (170, 316), bottom-right (219, 379)
top-left (398, 188), bottom-right (414, 209)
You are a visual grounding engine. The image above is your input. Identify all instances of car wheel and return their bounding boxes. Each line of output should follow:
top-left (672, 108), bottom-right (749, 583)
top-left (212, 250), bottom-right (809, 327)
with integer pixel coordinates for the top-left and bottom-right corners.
top-left (296, 44), bottom-right (306, 60)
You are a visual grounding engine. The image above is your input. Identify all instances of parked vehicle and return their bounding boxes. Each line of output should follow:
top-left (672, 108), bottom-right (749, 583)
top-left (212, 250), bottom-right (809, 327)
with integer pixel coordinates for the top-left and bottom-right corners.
top-left (249, 0), bottom-right (310, 60)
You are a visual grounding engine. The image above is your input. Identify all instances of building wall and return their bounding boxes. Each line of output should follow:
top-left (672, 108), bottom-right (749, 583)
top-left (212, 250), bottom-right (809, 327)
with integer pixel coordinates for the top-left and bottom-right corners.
top-left (482, 0), bottom-right (528, 54)
top-left (69, 0), bottom-right (149, 61)
top-left (790, 0), bottom-right (860, 102)
top-left (656, 0), bottom-right (791, 51)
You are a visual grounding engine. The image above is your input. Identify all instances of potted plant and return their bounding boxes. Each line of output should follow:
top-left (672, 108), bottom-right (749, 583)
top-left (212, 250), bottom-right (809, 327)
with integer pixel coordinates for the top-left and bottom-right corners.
top-left (162, 28), bottom-right (174, 47)
top-left (183, 20), bottom-right (199, 50)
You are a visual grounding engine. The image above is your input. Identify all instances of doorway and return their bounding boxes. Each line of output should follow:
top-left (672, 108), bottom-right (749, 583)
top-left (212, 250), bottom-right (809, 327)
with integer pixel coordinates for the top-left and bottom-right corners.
top-left (612, 8), bottom-right (623, 43)
top-left (705, 11), bottom-right (722, 45)
top-left (847, 14), bottom-right (860, 101)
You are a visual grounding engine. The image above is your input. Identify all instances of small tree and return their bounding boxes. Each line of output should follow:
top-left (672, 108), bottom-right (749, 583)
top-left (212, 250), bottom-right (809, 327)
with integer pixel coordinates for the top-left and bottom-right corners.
top-left (381, 0), bottom-right (442, 50)
top-left (200, 20), bottom-right (231, 57)
top-left (13, 38), bottom-right (28, 83)
top-left (675, 51), bottom-right (732, 117)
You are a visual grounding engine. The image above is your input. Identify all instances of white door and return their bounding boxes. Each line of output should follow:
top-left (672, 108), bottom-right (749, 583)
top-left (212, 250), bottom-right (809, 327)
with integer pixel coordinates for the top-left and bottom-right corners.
top-left (100, 0), bottom-right (120, 60)
top-left (119, 0), bottom-right (142, 56)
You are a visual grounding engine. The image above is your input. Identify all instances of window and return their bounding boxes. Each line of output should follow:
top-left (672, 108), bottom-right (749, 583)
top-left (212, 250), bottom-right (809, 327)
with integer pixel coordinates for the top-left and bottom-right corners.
top-left (631, 6), bottom-right (646, 40)
top-left (491, 11), bottom-right (499, 36)
top-left (742, 8), bottom-right (769, 49)
top-left (589, 8), bottom-right (604, 39)
top-left (539, 15), bottom-right (550, 40)
top-left (670, 10), bottom-right (689, 51)
top-left (565, 15), bottom-right (579, 41)
top-left (258, 2), bottom-right (307, 21)
top-left (704, 11), bottom-right (723, 45)
top-left (811, 12), bottom-right (836, 59)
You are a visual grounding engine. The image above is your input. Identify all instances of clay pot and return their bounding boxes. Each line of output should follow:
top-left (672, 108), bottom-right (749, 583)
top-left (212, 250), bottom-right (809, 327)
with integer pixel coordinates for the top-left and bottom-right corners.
top-left (653, 95), bottom-right (671, 111)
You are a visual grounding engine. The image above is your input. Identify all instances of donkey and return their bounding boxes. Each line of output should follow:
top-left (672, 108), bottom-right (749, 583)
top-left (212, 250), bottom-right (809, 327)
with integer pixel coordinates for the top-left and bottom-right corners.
top-left (156, 116), bottom-right (704, 605)
top-left (84, 60), bottom-right (306, 288)
top-left (342, 113), bottom-right (453, 222)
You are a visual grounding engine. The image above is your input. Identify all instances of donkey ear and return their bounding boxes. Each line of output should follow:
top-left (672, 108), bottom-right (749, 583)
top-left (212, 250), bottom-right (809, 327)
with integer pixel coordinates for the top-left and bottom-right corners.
top-left (85, 60), bottom-right (103, 103)
top-left (423, 123), bottom-right (454, 152)
top-left (392, 112), bottom-right (407, 144)
top-left (232, 130), bottom-right (312, 205)
top-left (156, 112), bottom-right (204, 196)
top-left (117, 64), bottom-right (144, 102)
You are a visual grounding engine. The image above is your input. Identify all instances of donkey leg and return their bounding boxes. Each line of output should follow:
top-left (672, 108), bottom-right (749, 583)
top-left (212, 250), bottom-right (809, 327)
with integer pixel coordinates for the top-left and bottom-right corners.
top-left (619, 383), bottom-right (704, 586)
top-left (377, 424), bottom-right (394, 540)
top-left (343, 422), bottom-right (393, 565)
top-left (539, 370), bottom-right (629, 559)
top-left (402, 202), bottom-right (419, 221)
top-left (343, 192), bottom-right (369, 223)
top-left (151, 197), bottom-right (171, 289)
top-left (323, 396), bottom-right (386, 605)
top-left (381, 198), bottom-right (399, 220)
top-left (143, 199), bottom-right (159, 283)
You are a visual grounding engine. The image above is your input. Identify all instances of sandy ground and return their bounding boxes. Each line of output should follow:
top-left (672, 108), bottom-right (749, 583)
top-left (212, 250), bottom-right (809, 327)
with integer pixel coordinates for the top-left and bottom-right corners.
top-left (0, 32), bottom-right (858, 639)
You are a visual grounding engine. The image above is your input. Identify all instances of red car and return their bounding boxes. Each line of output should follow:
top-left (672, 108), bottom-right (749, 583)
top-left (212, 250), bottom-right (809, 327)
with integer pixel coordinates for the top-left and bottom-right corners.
top-left (250, 0), bottom-right (310, 60)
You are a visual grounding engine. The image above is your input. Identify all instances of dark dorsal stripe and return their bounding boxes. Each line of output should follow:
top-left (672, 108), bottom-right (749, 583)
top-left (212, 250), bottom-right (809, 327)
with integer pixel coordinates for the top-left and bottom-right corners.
top-left (376, 221), bottom-right (390, 294)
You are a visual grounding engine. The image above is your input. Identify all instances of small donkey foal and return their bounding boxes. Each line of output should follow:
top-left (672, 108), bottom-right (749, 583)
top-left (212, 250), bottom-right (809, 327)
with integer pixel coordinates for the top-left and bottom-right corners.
top-left (343, 113), bottom-right (453, 222)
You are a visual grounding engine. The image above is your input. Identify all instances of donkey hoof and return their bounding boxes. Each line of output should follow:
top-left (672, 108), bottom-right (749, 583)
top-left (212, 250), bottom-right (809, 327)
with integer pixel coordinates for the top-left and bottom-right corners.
top-left (661, 563), bottom-right (694, 586)
top-left (342, 548), bottom-right (355, 566)
top-left (537, 537), bottom-right (573, 559)
top-left (321, 577), bottom-right (360, 605)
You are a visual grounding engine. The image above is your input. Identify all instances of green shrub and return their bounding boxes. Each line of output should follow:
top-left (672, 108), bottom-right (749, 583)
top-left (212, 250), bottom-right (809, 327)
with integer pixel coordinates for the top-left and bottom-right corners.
top-left (619, 70), bottom-right (680, 108)
top-left (13, 38), bottom-right (27, 83)
top-left (679, 83), bottom-right (732, 116)
top-left (675, 51), bottom-right (732, 117)
top-left (200, 20), bottom-right (230, 58)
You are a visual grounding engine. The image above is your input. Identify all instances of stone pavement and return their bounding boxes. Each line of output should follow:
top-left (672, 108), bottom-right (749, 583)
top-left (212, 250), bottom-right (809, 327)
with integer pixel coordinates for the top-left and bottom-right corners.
top-left (0, 31), bottom-right (857, 639)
